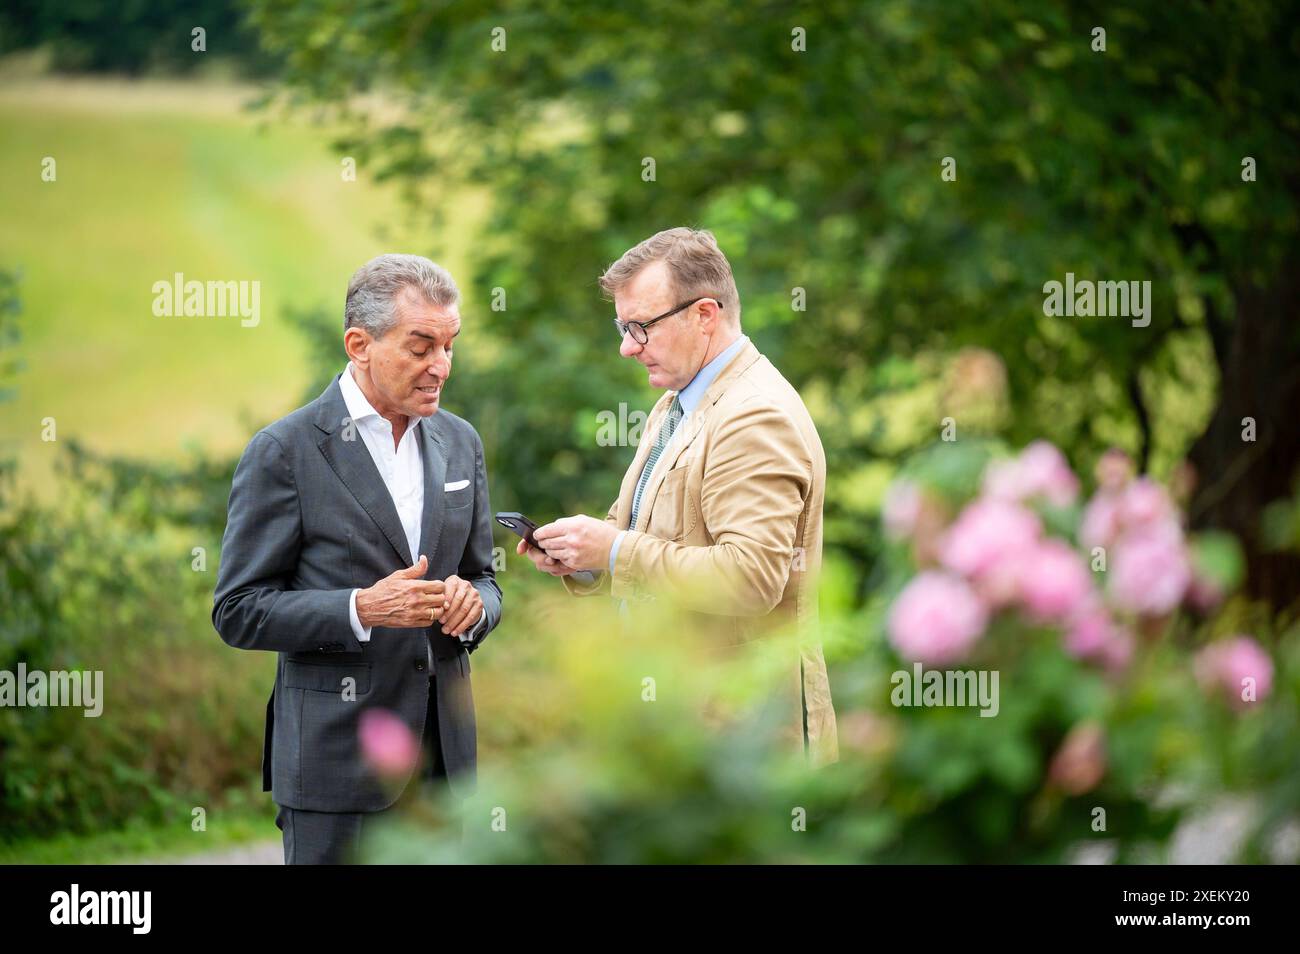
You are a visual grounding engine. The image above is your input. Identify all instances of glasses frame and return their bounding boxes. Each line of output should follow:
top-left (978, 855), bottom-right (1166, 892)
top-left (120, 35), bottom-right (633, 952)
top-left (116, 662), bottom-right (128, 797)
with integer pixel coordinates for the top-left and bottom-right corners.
top-left (613, 296), bottom-right (723, 345)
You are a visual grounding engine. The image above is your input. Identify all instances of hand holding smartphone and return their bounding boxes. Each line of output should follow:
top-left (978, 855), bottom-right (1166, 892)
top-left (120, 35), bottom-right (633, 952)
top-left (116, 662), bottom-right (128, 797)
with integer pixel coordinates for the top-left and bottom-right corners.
top-left (497, 511), bottom-right (588, 579)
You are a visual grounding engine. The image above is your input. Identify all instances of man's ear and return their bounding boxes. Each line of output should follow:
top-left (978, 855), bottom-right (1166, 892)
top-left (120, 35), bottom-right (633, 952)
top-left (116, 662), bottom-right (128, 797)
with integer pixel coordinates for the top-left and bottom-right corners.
top-left (696, 298), bottom-right (722, 334)
top-left (343, 327), bottom-right (371, 367)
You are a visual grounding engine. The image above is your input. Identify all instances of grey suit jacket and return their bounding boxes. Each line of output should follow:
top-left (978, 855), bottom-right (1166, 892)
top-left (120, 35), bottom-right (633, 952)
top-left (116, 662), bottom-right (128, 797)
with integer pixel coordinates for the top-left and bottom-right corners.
top-left (212, 373), bottom-right (502, 811)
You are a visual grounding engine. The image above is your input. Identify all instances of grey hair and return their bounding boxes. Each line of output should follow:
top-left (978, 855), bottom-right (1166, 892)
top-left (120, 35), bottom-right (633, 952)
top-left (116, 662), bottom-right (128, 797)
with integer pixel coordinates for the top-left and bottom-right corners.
top-left (344, 254), bottom-right (460, 337)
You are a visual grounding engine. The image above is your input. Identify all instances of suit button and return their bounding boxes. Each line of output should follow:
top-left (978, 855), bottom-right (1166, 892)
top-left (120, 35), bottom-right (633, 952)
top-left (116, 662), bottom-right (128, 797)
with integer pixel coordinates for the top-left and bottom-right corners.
top-left (414, 660), bottom-right (426, 672)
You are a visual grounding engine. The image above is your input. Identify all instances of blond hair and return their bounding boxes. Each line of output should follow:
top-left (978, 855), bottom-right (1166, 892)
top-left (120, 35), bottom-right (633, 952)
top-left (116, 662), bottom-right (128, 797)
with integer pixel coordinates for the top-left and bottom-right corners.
top-left (599, 227), bottom-right (740, 325)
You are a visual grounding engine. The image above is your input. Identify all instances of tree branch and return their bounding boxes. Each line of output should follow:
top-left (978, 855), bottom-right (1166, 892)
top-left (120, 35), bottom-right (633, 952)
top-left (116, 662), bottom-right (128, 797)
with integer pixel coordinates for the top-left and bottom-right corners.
top-left (1126, 368), bottom-right (1152, 473)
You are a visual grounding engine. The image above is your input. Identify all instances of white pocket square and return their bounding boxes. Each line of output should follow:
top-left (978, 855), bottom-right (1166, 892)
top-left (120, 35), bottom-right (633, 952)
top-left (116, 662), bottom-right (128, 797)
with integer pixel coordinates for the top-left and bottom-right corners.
top-left (444, 479), bottom-right (470, 492)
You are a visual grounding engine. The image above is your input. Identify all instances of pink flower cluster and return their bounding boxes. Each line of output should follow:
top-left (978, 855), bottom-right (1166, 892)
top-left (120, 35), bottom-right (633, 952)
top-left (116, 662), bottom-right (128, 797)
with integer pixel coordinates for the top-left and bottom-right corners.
top-left (1194, 637), bottom-right (1274, 710)
top-left (887, 444), bottom-right (1193, 672)
top-left (982, 440), bottom-right (1080, 508)
top-left (1081, 476), bottom-right (1193, 617)
top-left (887, 570), bottom-right (989, 666)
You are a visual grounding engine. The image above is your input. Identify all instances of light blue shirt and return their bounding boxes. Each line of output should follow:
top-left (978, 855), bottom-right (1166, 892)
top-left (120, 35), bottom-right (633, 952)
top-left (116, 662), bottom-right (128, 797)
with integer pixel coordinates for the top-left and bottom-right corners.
top-left (607, 335), bottom-right (749, 575)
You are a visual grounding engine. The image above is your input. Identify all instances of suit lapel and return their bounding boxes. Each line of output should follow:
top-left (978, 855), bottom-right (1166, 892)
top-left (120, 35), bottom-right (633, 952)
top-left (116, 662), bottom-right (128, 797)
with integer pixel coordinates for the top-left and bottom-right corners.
top-left (629, 341), bottom-right (763, 532)
top-left (631, 400), bottom-right (697, 532)
top-left (314, 374), bottom-right (414, 567)
top-left (417, 413), bottom-right (448, 562)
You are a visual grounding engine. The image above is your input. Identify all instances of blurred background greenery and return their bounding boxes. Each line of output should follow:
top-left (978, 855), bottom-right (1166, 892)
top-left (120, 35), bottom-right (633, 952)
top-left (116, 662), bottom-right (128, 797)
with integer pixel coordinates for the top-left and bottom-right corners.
top-left (1, 0), bottom-right (1297, 863)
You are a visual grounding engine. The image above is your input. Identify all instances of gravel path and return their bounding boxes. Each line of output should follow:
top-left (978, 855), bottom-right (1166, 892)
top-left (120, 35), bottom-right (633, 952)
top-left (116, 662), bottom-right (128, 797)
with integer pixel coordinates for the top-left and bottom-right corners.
top-left (126, 840), bottom-right (282, 865)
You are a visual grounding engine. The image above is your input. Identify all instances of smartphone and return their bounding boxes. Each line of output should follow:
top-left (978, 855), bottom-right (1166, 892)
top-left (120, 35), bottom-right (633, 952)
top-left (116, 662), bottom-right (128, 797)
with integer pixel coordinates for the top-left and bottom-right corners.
top-left (495, 511), bottom-right (540, 548)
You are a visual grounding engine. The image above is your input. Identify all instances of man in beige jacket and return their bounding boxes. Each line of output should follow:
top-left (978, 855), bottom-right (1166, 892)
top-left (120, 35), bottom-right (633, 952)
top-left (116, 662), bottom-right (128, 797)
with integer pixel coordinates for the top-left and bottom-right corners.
top-left (521, 227), bottom-right (838, 765)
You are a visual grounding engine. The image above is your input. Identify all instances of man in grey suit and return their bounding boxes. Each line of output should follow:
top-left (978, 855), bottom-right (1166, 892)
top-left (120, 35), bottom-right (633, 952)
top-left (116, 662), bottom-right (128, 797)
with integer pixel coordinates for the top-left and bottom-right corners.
top-left (212, 254), bottom-right (502, 864)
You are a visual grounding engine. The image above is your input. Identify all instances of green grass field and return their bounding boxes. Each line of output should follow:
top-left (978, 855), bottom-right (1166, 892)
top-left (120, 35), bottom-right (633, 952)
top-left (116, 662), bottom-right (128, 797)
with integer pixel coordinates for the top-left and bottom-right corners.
top-left (0, 75), bottom-right (482, 495)
top-left (0, 801), bottom-right (277, 865)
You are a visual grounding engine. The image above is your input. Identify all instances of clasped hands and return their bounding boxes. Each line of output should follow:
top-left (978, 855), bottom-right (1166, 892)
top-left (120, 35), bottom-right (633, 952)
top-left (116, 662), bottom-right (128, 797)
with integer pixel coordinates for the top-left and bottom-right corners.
top-left (355, 554), bottom-right (483, 636)
top-left (517, 515), bottom-right (621, 577)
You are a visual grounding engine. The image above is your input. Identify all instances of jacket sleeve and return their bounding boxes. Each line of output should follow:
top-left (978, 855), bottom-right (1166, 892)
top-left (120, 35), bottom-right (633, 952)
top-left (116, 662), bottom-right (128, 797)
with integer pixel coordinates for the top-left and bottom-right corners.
top-left (458, 427), bottom-right (504, 653)
top-left (609, 398), bottom-right (810, 616)
top-left (212, 430), bottom-right (362, 654)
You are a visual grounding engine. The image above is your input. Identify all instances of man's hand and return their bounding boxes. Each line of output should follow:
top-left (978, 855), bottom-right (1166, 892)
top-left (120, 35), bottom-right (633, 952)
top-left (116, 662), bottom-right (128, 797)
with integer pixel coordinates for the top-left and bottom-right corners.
top-left (532, 515), bottom-right (620, 572)
top-left (516, 537), bottom-right (581, 576)
top-left (438, 574), bottom-right (484, 637)
top-left (356, 555), bottom-right (448, 628)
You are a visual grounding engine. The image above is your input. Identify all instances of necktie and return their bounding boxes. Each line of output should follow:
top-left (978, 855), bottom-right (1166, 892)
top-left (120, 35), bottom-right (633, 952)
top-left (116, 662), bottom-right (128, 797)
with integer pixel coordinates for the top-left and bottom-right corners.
top-left (629, 396), bottom-right (684, 531)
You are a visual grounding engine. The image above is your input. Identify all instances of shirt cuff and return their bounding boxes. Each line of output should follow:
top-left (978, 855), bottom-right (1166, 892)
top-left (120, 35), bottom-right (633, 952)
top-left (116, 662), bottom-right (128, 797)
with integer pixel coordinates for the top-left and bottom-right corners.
top-left (609, 530), bottom-right (628, 576)
top-left (349, 588), bottom-right (373, 643)
top-left (457, 607), bottom-right (487, 644)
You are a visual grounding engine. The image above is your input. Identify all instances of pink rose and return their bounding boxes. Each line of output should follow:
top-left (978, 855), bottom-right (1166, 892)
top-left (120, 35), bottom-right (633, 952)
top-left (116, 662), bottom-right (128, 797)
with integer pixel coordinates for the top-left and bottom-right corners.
top-left (1194, 636), bottom-right (1274, 710)
top-left (971, 548), bottom-right (1033, 609)
top-left (1079, 491), bottom-right (1122, 551)
top-left (359, 708), bottom-right (420, 777)
top-left (1108, 525), bottom-right (1191, 617)
top-left (1117, 477), bottom-right (1176, 529)
top-left (1017, 440), bottom-right (1081, 507)
top-left (1082, 478), bottom-right (1182, 557)
top-left (1018, 539), bottom-right (1095, 623)
top-left (888, 571), bottom-right (989, 666)
top-left (1064, 601), bottom-right (1134, 672)
top-left (983, 441), bottom-right (1080, 508)
top-left (1098, 627), bottom-right (1135, 672)
top-left (1065, 605), bottom-right (1111, 657)
top-left (1019, 540), bottom-right (1092, 623)
top-left (940, 498), bottom-right (1042, 579)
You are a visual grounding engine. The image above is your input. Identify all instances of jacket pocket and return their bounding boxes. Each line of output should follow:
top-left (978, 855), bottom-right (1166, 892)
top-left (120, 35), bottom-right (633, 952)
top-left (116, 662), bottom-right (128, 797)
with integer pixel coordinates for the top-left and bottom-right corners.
top-left (646, 467), bottom-right (694, 542)
top-left (445, 491), bottom-right (474, 511)
top-left (283, 660), bottom-right (371, 695)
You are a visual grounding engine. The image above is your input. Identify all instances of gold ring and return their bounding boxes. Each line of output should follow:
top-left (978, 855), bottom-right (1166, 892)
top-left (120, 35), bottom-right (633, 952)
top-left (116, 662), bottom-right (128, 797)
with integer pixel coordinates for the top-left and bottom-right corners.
top-left (430, 606), bottom-right (436, 623)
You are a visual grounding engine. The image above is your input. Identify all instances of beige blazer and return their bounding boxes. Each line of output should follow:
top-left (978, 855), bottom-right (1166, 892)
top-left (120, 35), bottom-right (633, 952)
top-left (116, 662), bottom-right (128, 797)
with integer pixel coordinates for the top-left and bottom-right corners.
top-left (563, 339), bottom-right (838, 765)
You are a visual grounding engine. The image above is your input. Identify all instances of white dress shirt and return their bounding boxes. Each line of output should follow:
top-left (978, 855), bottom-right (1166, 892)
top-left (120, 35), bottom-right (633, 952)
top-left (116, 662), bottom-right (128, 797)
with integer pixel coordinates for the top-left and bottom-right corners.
top-left (339, 363), bottom-right (485, 664)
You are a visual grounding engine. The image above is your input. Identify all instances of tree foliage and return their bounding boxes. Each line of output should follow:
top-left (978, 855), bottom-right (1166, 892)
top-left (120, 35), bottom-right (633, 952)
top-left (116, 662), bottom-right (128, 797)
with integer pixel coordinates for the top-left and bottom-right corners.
top-left (247, 0), bottom-right (1300, 603)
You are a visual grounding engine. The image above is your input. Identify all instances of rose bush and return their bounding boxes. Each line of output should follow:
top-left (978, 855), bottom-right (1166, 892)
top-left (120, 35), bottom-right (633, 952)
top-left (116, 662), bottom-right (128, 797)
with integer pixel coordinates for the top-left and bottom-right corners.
top-left (849, 439), bottom-right (1292, 861)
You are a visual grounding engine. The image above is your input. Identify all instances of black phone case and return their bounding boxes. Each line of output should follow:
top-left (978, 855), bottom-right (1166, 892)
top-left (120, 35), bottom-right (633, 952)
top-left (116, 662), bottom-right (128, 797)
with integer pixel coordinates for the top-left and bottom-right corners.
top-left (495, 511), bottom-right (538, 546)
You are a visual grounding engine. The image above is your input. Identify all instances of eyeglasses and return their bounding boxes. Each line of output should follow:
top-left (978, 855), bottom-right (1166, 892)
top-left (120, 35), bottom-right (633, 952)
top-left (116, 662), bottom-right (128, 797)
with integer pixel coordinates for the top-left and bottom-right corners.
top-left (613, 297), bottom-right (723, 345)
